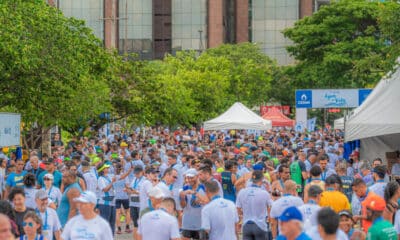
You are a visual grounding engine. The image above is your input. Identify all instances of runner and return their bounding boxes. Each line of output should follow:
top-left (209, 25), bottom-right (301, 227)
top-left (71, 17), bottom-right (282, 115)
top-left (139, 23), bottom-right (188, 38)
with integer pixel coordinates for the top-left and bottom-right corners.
top-left (56, 170), bottom-right (81, 227)
top-left (34, 189), bottom-right (62, 240)
top-left (61, 191), bottom-right (113, 240)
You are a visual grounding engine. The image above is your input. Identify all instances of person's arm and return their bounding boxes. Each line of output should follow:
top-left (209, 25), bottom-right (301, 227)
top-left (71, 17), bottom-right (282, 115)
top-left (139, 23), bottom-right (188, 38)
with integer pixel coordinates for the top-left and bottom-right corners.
top-left (119, 168), bottom-right (133, 180)
top-left (101, 176), bottom-right (116, 192)
top-left (67, 188), bottom-right (81, 220)
top-left (79, 178), bottom-right (86, 191)
top-left (231, 173), bottom-right (237, 185)
top-left (270, 218), bottom-right (278, 239)
top-left (303, 184), bottom-right (309, 203)
top-left (54, 230), bottom-right (61, 240)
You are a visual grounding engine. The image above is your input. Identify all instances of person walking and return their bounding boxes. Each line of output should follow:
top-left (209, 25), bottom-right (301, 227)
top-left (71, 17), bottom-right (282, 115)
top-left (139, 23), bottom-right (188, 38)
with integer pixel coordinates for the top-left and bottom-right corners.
top-left (42, 174), bottom-right (62, 208)
top-left (138, 197), bottom-right (180, 240)
top-left (236, 170), bottom-right (273, 240)
top-left (34, 189), bottom-right (61, 240)
top-left (201, 180), bottom-right (239, 240)
top-left (276, 206), bottom-right (311, 240)
top-left (96, 162), bottom-right (117, 236)
top-left (61, 191), bottom-right (113, 240)
top-left (56, 170), bottom-right (81, 227)
top-left (298, 185), bottom-right (322, 229)
top-left (365, 195), bottom-right (397, 240)
top-left (319, 175), bottom-right (350, 213)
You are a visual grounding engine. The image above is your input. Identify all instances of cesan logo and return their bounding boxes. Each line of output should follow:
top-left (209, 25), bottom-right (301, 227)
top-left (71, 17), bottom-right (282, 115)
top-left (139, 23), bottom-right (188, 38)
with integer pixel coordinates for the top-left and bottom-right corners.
top-left (298, 94), bottom-right (311, 105)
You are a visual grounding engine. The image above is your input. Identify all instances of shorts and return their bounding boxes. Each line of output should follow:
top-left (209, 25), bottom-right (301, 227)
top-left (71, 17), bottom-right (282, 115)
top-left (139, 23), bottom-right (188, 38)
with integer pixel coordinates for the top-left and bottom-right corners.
top-left (115, 199), bottom-right (129, 209)
top-left (130, 207), bottom-right (140, 227)
top-left (181, 229), bottom-right (202, 239)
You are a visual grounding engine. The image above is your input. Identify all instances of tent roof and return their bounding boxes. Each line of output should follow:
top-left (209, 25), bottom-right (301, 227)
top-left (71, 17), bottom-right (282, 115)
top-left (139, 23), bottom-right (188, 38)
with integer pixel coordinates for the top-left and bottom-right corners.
top-left (204, 102), bottom-right (272, 130)
top-left (261, 107), bottom-right (294, 127)
top-left (346, 65), bottom-right (400, 141)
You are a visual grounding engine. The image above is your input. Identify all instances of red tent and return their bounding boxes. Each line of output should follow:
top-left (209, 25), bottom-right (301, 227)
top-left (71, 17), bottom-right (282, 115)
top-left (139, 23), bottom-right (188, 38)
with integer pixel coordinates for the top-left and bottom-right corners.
top-left (261, 107), bottom-right (295, 127)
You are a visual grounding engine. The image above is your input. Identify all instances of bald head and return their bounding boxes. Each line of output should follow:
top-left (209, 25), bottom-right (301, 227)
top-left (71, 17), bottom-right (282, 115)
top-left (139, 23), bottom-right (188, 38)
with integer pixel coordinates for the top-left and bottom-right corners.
top-left (284, 180), bottom-right (297, 195)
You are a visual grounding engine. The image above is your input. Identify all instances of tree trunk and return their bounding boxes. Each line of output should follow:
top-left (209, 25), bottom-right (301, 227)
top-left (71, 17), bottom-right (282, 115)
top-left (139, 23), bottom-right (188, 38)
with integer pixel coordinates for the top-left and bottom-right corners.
top-left (41, 127), bottom-right (51, 156)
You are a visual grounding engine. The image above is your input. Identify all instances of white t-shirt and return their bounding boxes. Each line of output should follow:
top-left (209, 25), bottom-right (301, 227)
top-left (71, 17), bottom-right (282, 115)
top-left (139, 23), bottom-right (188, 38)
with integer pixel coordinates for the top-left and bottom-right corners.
top-left (44, 186), bottom-right (62, 207)
top-left (297, 203), bottom-right (321, 229)
top-left (181, 185), bottom-right (206, 231)
top-left (97, 174), bottom-right (115, 206)
top-left (83, 171), bottom-right (98, 194)
top-left (24, 187), bottom-right (38, 209)
top-left (138, 209), bottom-right (180, 240)
top-left (270, 195), bottom-right (304, 219)
top-left (236, 185), bottom-right (272, 231)
top-left (61, 214), bottom-right (113, 240)
top-left (37, 207), bottom-right (61, 240)
top-left (202, 197), bottom-right (239, 240)
top-left (139, 179), bottom-right (153, 211)
top-left (369, 182), bottom-right (387, 198)
top-left (305, 226), bottom-right (349, 240)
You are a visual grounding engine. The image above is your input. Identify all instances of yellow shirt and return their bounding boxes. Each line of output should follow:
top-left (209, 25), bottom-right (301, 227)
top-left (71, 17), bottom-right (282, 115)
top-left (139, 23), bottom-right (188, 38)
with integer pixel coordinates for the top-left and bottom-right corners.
top-left (319, 190), bottom-right (351, 213)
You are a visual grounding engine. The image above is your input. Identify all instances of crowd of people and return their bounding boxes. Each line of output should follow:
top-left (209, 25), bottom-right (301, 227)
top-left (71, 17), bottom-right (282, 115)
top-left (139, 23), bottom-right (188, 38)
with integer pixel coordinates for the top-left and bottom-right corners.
top-left (0, 127), bottom-right (400, 240)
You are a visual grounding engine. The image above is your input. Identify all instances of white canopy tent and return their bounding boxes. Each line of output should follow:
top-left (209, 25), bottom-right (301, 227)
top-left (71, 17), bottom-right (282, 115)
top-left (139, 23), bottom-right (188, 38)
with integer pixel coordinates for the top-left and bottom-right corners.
top-left (334, 117), bottom-right (344, 130)
top-left (345, 63), bottom-right (400, 162)
top-left (204, 102), bottom-right (272, 130)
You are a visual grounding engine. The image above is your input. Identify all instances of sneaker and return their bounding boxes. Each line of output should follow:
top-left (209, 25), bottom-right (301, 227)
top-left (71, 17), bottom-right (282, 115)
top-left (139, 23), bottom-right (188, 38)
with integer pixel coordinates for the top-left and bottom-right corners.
top-left (125, 228), bottom-right (132, 233)
top-left (116, 229), bottom-right (122, 234)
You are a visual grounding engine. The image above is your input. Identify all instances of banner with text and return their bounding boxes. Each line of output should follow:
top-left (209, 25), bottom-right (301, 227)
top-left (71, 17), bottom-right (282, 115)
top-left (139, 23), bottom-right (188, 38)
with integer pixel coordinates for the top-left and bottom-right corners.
top-left (0, 113), bottom-right (21, 147)
top-left (295, 89), bottom-right (372, 108)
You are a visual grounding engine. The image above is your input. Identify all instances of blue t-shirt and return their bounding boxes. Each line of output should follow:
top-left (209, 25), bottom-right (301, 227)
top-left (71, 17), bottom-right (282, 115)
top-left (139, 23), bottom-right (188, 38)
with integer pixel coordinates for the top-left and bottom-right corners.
top-left (6, 171), bottom-right (27, 187)
top-left (38, 171), bottom-right (62, 188)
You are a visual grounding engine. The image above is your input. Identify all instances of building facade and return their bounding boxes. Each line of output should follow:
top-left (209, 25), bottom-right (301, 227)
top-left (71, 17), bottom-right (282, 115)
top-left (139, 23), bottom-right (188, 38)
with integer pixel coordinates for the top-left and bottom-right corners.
top-left (48, 0), bottom-right (322, 65)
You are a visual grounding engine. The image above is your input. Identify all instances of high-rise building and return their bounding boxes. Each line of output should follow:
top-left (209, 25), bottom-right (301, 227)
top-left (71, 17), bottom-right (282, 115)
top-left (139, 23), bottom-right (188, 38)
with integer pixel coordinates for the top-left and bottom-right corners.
top-left (47, 0), bottom-right (318, 65)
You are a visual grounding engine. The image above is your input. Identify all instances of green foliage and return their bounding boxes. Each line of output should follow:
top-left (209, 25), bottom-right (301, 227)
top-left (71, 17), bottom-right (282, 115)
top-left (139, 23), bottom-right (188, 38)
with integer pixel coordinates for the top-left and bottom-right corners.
top-left (0, 0), bottom-right (112, 132)
top-left (283, 0), bottom-right (396, 90)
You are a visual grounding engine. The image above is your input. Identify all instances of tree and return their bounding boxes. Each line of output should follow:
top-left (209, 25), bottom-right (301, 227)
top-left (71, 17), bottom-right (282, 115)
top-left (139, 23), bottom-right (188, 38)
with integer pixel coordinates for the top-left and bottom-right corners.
top-left (283, 0), bottom-right (396, 90)
top-left (0, 0), bottom-right (113, 150)
top-left (205, 43), bottom-right (278, 106)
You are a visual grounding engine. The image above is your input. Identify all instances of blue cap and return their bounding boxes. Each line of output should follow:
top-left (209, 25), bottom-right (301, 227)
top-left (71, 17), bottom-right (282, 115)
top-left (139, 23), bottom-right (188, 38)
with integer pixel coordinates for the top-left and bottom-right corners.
top-left (245, 155), bottom-right (253, 160)
top-left (278, 206), bottom-right (303, 222)
top-left (253, 163), bottom-right (264, 171)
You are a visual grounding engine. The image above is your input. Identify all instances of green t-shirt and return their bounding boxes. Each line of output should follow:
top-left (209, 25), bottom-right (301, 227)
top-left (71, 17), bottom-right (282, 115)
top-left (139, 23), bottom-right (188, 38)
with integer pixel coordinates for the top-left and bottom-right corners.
top-left (290, 160), bottom-right (304, 192)
top-left (367, 218), bottom-right (397, 240)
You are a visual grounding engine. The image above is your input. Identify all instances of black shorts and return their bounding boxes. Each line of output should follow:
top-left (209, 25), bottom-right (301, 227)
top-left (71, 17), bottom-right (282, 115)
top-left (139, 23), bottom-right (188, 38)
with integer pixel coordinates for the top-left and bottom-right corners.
top-left (181, 229), bottom-right (201, 239)
top-left (130, 207), bottom-right (140, 227)
top-left (115, 199), bottom-right (129, 209)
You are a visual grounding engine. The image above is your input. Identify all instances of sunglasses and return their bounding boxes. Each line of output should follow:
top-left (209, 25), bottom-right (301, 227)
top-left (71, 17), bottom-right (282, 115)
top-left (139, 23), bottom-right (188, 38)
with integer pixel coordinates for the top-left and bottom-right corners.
top-left (22, 222), bottom-right (34, 227)
top-left (44, 178), bottom-right (52, 181)
top-left (172, 176), bottom-right (178, 179)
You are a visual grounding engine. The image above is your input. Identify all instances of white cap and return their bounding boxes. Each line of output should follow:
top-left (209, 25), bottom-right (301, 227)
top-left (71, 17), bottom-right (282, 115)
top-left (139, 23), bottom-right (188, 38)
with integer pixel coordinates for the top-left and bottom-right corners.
top-left (74, 191), bottom-right (97, 204)
top-left (44, 173), bottom-right (54, 180)
top-left (185, 168), bottom-right (198, 177)
top-left (147, 187), bottom-right (165, 199)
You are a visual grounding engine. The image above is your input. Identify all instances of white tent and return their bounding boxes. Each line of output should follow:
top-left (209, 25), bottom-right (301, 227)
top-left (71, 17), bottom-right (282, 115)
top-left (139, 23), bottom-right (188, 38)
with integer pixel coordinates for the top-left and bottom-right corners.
top-left (334, 117), bottom-right (344, 130)
top-left (345, 63), bottom-right (400, 162)
top-left (204, 102), bottom-right (272, 130)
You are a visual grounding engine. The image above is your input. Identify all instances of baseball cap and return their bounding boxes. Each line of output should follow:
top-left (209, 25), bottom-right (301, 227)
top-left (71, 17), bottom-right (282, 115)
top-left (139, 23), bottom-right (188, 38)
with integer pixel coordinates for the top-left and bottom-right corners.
top-left (97, 162), bottom-right (111, 173)
top-left (145, 167), bottom-right (158, 174)
top-left (308, 185), bottom-right (323, 197)
top-left (185, 168), bottom-right (198, 177)
top-left (35, 189), bottom-right (48, 200)
top-left (120, 142), bottom-right (128, 147)
top-left (147, 187), bottom-right (165, 199)
top-left (44, 173), bottom-right (54, 180)
top-left (133, 165), bottom-right (143, 173)
top-left (338, 210), bottom-right (353, 219)
top-left (365, 195), bottom-right (386, 211)
top-left (278, 206), bottom-right (303, 222)
top-left (92, 156), bottom-right (101, 165)
top-left (74, 191), bottom-right (97, 204)
top-left (253, 163), bottom-right (265, 171)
